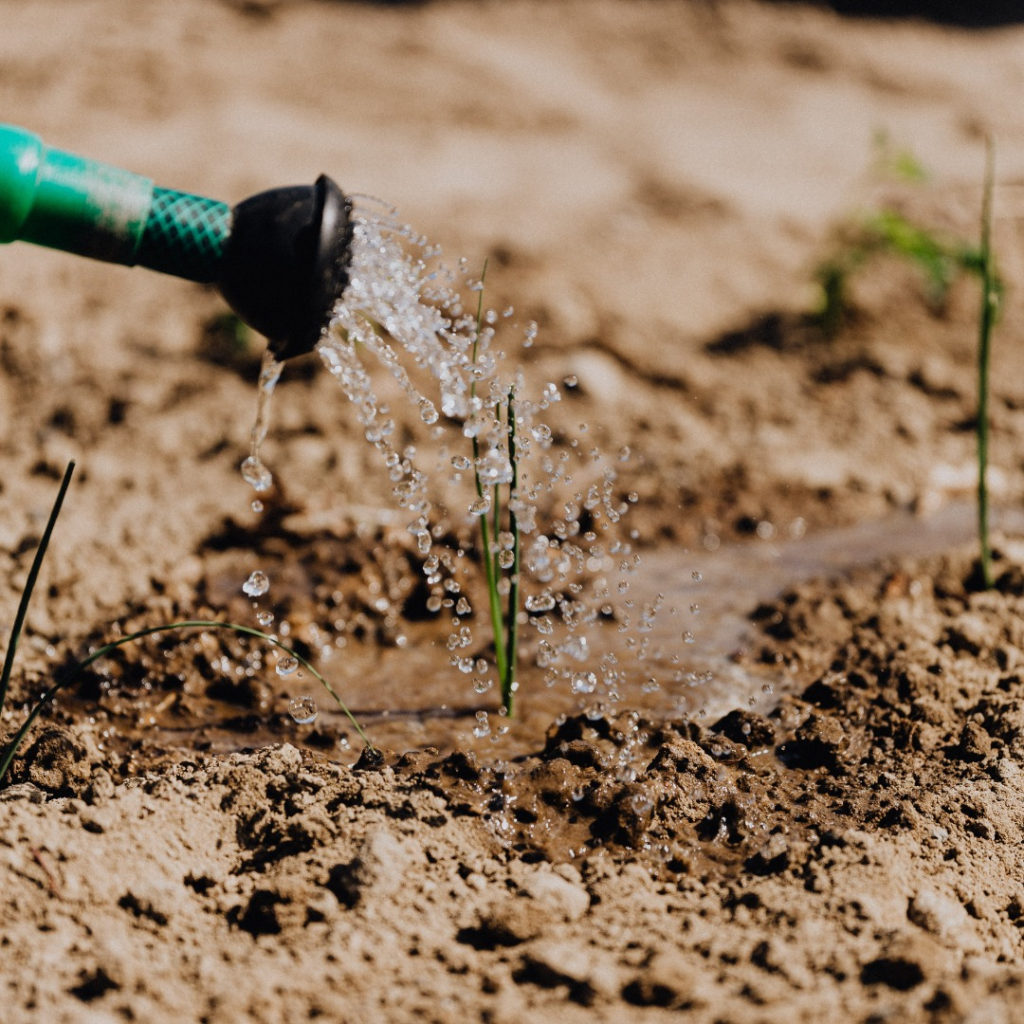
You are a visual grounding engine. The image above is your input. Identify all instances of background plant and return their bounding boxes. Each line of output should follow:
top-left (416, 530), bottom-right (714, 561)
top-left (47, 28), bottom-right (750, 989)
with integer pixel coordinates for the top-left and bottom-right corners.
top-left (976, 138), bottom-right (1000, 589)
top-left (815, 208), bottom-right (988, 337)
top-left (814, 138), bottom-right (988, 336)
top-left (814, 138), bottom-right (1005, 588)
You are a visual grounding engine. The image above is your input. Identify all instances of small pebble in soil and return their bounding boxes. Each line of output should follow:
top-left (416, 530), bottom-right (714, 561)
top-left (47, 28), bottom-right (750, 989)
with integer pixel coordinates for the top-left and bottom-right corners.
top-left (288, 696), bottom-right (318, 724)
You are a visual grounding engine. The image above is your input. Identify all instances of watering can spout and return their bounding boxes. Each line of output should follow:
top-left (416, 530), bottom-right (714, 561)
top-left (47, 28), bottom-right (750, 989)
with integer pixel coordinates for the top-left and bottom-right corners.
top-left (0, 123), bottom-right (353, 359)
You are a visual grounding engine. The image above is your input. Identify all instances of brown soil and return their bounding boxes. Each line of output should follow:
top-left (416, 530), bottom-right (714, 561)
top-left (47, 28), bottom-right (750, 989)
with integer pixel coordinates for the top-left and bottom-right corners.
top-left (2, 1), bottom-right (1024, 1021)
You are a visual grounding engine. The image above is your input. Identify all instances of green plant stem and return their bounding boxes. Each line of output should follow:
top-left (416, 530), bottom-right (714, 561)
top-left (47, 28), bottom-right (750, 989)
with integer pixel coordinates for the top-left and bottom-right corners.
top-left (977, 138), bottom-right (997, 589)
top-left (0, 461), bottom-right (75, 714)
top-left (0, 619), bottom-right (373, 784)
top-left (502, 387), bottom-right (520, 717)
top-left (468, 260), bottom-right (516, 711)
top-left (479, 507), bottom-right (509, 690)
top-left (465, 260), bottom-right (522, 715)
top-left (491, 402), bottom-right (503, 583)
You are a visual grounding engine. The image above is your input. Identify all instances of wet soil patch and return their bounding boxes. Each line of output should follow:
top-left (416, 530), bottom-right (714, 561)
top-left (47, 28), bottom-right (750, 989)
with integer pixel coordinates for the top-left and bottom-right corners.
top-left (6, 536), bottom-right (1024, 1020)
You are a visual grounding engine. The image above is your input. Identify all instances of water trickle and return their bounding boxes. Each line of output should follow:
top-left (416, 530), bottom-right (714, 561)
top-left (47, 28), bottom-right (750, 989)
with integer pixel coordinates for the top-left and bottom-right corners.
top-left (241, 350), bottom-right (283, 494)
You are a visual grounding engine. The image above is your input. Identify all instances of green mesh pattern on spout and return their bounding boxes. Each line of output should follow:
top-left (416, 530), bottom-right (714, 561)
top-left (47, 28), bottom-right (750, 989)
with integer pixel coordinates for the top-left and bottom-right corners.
top-left (135, 188), bottom-right (231, 283)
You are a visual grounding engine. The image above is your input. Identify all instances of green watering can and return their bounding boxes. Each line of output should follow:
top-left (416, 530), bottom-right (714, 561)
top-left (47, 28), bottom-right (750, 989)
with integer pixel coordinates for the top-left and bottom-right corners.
top-left (0, 123), bottom-right (354, 359)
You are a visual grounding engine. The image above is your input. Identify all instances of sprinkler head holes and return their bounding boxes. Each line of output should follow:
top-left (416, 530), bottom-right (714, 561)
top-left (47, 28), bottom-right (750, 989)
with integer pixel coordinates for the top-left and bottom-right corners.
top-left (220, 175), bottom-right (355, 360)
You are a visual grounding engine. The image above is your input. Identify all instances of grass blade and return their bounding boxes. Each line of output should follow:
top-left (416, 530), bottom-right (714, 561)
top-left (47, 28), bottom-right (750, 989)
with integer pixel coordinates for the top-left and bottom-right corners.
top-left (977, 138), bottom-right (997, 589)
top-left (0, 461), bottom-right (75, 714)
top-left (502, 387), bottom-right (521, 716)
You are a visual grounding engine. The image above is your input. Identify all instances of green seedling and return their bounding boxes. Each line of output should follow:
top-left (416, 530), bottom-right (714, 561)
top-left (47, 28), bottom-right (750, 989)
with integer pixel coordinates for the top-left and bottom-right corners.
top-left (815, 140), bottom-right (988, 336)
top-left (470, 261), bottom-right (521, 717)
top-left (976, 139), bottom-right (1000, 589)
top-left (817, 139), bottom-right (1004, 588)
top-left (815, 209), bottom-right (986, 336)
top-left (0, 462), bottom-right (373, 786)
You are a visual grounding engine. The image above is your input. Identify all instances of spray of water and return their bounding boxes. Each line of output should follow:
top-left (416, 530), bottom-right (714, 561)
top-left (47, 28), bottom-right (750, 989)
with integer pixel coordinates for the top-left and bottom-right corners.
top-left (242, 200), bottom-right (679, 725)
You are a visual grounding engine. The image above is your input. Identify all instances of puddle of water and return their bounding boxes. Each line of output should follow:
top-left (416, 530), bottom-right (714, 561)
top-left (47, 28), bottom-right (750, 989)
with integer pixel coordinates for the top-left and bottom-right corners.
top-left (90, 500), bottom-right (1016, 767)
top-left (626, 499), bottom-right (1024, 725)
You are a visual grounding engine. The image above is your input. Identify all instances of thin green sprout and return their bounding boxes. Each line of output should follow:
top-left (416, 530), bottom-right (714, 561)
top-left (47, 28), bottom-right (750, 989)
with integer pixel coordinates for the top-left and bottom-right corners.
top-left (503, 387), bottom-right (521, 699)
top-left (976, 138), bottom-right (998, 589)
top-left (469, 260), bottom-right (520, 715)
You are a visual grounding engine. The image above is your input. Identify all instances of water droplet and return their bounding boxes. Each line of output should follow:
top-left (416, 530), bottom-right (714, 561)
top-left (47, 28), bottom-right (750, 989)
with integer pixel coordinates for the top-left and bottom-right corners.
top-left (241, 456), bottom-right (272, 493)
top-left (256, 610), bottom-right (274, 628)
top-left (288, 695), bottom-right (318, 724)
top-left (525, 592), bottom-right (556, 612)
top-left (418, 398), bottom-right (439, 424)
top-left (242, 571), bottom-right (270, 598)
top-left (691, 570), bottom-right (703, 583)
top-left (251, 499), bottom-right (264, 514)
top-left (276, 656), bottom-right (300, 677)
top-left (469, 495), bottom-right (492, 517)
top-left (473, 710), bottom-right (490, 738)
top-left (456, 596), bottom-right (471, 616)
top-left (571, 672), bottom-right (598, 694)
top-left (476, 448), bottom-right (513, 485)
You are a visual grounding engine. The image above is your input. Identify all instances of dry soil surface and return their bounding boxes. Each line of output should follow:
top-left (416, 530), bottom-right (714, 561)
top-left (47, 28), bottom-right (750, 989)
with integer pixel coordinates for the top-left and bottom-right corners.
top-left (2, 1), bottom-right (1024, 1021)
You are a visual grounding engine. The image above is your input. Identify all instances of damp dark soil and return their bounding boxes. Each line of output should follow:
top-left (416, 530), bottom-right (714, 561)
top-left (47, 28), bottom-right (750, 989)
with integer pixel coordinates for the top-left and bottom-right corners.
top-left (3, 1), bottom-right (1024, 1021)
